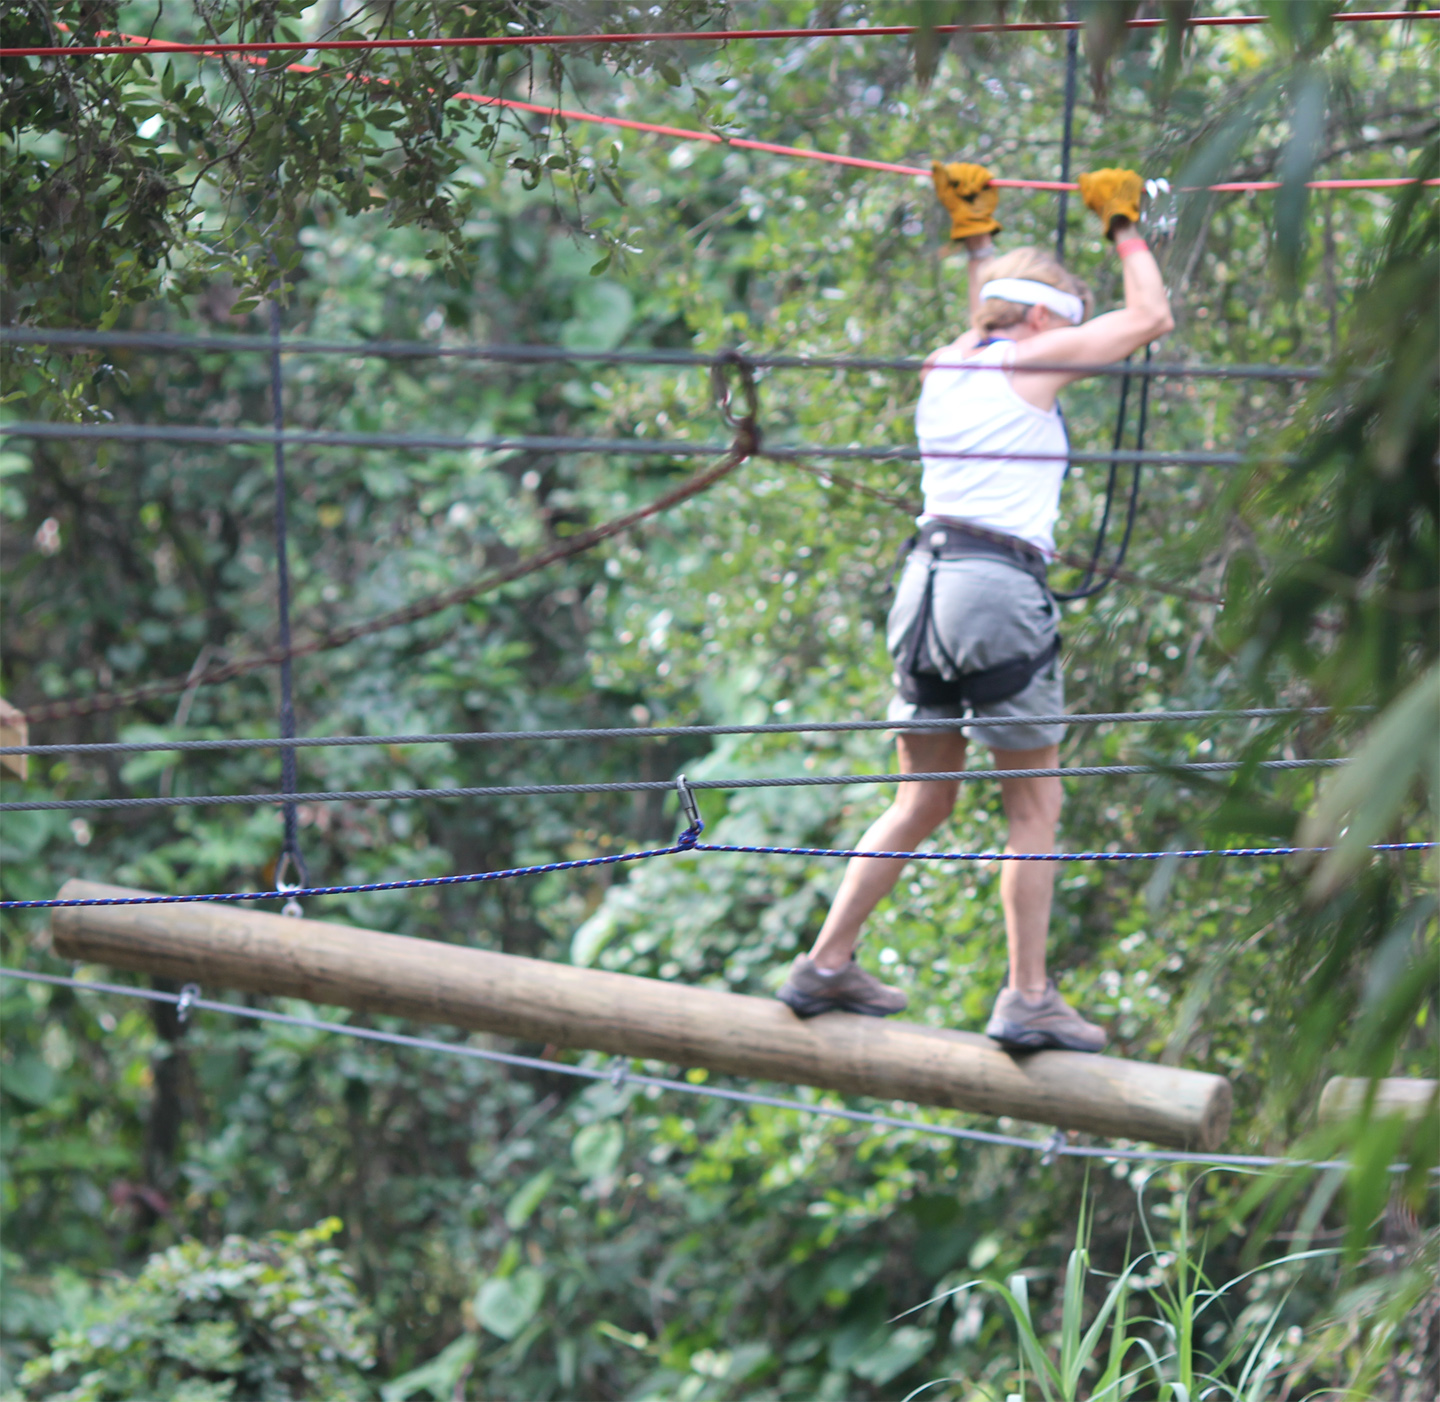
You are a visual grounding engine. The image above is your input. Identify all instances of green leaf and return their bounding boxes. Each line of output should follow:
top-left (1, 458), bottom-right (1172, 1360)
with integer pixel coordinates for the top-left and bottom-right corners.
top-left (474, 1267), bottom-right (544, 1341)
top-left (571, 1119), bottom-right (623, 1180)
top-left (2, 1055), bottom-right (57, 1107)
top-left (381, 1333), bottom-right (479, 1402)
top-left (503, 1168), bottom-right (555, 1231)
top-left (850, 1325), bottom-right (933, 1384)
top-left (1301, 663), bottom-right (1440, 894)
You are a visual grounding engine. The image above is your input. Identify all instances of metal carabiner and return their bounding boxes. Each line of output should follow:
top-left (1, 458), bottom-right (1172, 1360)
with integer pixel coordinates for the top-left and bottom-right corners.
top-left (273, 850), bottom-right (306, 919)
top-left (675, 774), bottom-right (703, 842)
top-left (176, 982), bottom-right (201, 1026)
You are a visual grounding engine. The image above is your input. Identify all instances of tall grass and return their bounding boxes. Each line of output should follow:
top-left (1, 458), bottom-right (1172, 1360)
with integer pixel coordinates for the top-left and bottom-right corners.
top-left (897, 1177), bottom-right (1339, 1402)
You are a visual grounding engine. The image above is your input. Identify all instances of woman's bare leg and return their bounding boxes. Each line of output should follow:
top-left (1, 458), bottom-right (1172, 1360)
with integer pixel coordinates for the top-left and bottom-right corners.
top-left (806, 730), bottom-right (967, 970)
top-left (992, 745), bottom-right (1063, 994)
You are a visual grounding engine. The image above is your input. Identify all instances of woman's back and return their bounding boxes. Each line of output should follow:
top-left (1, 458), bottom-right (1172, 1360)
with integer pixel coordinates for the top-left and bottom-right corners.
top-left (915, 338), bottom-right (1069, 556)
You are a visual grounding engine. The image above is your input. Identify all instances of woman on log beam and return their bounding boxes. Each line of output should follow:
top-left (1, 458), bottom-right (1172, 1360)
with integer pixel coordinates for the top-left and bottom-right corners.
top-left (777, 165), bottom-right (1174, 1051)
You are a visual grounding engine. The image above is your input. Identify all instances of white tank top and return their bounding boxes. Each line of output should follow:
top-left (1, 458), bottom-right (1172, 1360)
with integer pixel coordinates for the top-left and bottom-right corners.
top-left (915, 338), bottom-right (1068, 556)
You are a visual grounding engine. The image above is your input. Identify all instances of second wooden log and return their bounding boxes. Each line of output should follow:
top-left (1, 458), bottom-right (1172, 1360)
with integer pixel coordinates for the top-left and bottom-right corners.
top-left (51, 879), bottom-right (1233, 1150)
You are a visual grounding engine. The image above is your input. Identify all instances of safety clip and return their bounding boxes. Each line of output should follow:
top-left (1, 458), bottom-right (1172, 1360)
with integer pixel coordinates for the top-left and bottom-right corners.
top-left (274, 850), bottom-right (306, 920)
top-left (1039, 1128), bottom-right (1068, 1167)
top-left (675, 774), bottom-right (704, 843)
top-left (176, 982), bottom-right (201, 1026)
top-left (1142, 178), bottom-right (1176, 241)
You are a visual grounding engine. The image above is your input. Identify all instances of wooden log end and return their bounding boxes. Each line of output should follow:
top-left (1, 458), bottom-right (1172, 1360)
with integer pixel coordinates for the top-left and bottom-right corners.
top-left (1319, 1076), bottom-right (1439, 1125)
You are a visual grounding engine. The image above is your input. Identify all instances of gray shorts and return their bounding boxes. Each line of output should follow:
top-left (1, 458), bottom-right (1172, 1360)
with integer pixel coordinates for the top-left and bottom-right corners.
top-left (885, 553), bottom-right (1066, 753)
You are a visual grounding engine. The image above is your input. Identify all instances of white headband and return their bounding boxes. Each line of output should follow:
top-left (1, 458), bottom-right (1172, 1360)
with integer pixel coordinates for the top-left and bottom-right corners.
top-left (979, 277), bottom-right (1085, 325)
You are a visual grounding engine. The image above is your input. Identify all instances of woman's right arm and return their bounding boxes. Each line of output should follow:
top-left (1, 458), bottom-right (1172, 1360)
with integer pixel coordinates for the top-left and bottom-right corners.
top-left (1010, 170), bottom-right (1173, 385)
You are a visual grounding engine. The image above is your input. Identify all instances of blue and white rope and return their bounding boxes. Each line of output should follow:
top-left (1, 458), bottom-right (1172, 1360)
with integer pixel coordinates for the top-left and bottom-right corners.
top-left (1, 824), bottom-right (1430, 911)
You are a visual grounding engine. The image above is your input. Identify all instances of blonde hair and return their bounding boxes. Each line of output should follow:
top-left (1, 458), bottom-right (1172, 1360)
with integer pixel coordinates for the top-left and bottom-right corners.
top-left (974, 247), bottom-right (1093, 333)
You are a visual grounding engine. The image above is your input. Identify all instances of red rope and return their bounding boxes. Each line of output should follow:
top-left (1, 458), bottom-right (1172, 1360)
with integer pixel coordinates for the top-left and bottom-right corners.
top-left (23, 27), bottom-right (1440, 193)
top-left (7, 11), bottom-right (1439, 58)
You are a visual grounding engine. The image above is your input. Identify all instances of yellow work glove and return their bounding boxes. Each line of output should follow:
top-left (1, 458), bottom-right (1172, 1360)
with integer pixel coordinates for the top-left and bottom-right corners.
top-left (1077, 168), bottom-right (1143, 240)
top-left (931, 161), bottom-right (1001, 242)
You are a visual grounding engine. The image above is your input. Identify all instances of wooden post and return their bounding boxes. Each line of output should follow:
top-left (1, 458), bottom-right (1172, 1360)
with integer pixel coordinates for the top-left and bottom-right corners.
top-left (51, 880), bottom-right (1233, 1150)
top-left (1319, 1077), bottom-right (1438, 1124)
top-left (0, 698), bottom-right (27, 780)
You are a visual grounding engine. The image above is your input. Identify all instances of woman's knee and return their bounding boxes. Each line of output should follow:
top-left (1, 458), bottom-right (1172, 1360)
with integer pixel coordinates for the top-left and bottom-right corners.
top-left (895, 780), bottom-right (959, 829)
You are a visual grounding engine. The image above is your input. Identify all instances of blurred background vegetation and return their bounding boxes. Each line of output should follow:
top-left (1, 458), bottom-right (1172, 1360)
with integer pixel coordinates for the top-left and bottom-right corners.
top-left (1, 1), bottom-right (1435, 1398)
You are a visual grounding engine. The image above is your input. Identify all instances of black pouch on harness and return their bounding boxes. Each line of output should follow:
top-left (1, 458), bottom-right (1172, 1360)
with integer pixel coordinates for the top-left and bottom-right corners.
top-left (896, 541), bottom-right (1060, 708)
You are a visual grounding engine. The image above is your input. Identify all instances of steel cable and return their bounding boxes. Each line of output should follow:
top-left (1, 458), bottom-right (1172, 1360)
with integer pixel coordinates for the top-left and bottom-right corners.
top-left (0, 757), bottom-right (1350, 814)
top-left (0, 967), bottom-right (1397, 1172)
top-left (0, 707), bottom-right (1361, 759)
top-left (0, 326), bottom-right (1329, 381)
top-left (10, 11), bottom-right (1439, 57)
top-left (1, 420), bottom-right (1260, 468)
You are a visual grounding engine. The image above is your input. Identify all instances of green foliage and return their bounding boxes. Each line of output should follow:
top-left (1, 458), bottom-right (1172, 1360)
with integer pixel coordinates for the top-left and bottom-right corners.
top-left (6, 1218), bottom-right (374, 1401)
top-left (2, 4), bottom-right (1437, 1399)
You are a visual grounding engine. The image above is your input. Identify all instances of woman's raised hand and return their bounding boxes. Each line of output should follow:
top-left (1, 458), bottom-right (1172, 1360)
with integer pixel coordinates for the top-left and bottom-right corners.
top-left (931, 161), bottom-right (1001, 243)
top-left (1077, 168), bottom-right (1143, 240)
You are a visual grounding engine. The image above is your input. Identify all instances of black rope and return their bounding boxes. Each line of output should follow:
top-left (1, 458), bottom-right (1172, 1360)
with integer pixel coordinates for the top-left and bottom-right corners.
top-left (268, 299), bottom-right (307, 890)
top-left (1054, 343), bottom-right (1154, 602)
top-left (0, 326), bottom-right (1328, 381)
top-left (0, 707), bottom-right (1364, 759)
top-left (1055, 4), bottom-right (1080, 261)
top-left (0, 757), bottom-right (1349, 813)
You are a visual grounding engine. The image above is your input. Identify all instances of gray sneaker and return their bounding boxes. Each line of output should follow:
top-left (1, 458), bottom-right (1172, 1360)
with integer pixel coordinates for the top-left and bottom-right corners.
top-left (986, 980), bottom-right (1106, 1053)
top-left (776, 955), bottom-right (908, 1019)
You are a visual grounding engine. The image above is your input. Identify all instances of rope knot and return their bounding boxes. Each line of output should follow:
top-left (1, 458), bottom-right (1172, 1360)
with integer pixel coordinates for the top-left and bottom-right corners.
top-left (711, 350), bottom-right (762, 458)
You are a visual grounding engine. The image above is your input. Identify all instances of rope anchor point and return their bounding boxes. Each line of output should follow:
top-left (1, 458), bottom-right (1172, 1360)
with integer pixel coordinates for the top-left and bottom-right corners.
top-left (675, 774), bottom-right (704, 846)
top-left (176, 982), bottom-right (201, 1025)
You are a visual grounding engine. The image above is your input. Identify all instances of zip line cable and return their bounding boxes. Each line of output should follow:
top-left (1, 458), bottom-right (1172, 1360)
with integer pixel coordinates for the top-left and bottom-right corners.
top-left (0, 707), bottom-right (1362, 760)
top-left (0, 326), bottom-right (1329, 382)
top-left (0, 967), bottom-right (1386, 1173)
top-left (8, 28), bottom-right (1439, 193)
top-left (0, 757), bottom-right (1352, 815)
top-left (11, 11), bottom-right (1438, 58)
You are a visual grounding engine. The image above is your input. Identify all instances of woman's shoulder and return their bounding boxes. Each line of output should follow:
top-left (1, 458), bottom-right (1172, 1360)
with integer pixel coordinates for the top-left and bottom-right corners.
top-left (922, 332), bottom-right (1006, 380)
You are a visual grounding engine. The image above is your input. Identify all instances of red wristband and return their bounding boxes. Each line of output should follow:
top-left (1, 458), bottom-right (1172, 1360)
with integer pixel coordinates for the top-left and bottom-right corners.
top-left (1115, 236), bottom-right (1148, 258)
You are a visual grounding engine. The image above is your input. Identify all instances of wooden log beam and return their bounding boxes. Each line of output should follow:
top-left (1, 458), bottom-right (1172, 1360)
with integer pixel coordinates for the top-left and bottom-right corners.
top-left (1319, 1076), bottom-right (1438, 1124)
top-left (51, 880), bottom-right (1233, 1150)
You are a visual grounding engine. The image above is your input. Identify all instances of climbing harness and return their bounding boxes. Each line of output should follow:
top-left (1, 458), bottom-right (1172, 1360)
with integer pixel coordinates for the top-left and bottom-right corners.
top-left (895, 521), bottom-right (1061, 710)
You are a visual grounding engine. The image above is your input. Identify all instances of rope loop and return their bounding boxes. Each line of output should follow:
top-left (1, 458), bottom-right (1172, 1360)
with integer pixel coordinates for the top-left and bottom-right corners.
top-left (710, 350), bottom-right (762, 456)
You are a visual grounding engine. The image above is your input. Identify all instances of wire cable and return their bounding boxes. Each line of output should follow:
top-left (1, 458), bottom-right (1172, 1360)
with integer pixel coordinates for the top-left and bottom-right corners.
top-left (0, 707), bottom-right (1361, 760)
top-left (1055, 5), bottom-right (1079, 263)
top-left (0, 327), bottom-right (1330, 381)
top-left (14, 392), bottom-right (762, 727)
top-left (0, 420), bottom-right (1261, 469)
top-left (268, 299), bottom-right (307, 890)
top-left (0, 757), bottom-right (1351, 814)
top-left (0, 966), bottom-right (1393, 1172)
top-left (8, 30), bottom-right (1439, 193)
top-left (11, 11), bottom-right (1438, 57)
